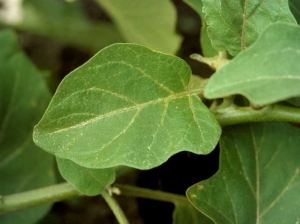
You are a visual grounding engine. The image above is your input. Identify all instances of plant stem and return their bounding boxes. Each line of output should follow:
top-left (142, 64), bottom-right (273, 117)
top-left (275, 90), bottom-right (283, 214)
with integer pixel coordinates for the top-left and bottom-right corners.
top-left (214, 104), bottom-right (300, 127)
top-left (114, 184), bottom-right (189, 205)
top-left (102, 191), bottom-right (129, 224)
top-left (0, 182), bottom-right (189, 215)
top-left (0, 183), bottom-right (81, 214)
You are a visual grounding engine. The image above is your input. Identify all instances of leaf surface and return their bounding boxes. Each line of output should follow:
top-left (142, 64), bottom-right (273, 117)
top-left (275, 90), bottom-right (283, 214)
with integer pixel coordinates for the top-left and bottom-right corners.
top-left (187, 122), bottom-right (300, 224)
top-left (0, 30), bottom-right (55, 224)
top-left (173, 203), bottom-right (213, 224)
top-left (96, 0), bottom-right (181, 54)
top-left (205, 23), bottom-right (300, 106)
top-left (202, 0), bottom-right (296, 56)
top-left (57, 158), bottom-right (115, 196)
top-left (33, 43), bottom-right (221, 170)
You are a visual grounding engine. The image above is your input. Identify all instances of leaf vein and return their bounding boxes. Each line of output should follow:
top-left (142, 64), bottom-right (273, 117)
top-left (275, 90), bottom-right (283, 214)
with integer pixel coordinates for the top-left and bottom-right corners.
top-left (147, 101), bottom-right (168, 151)
top-left (0, 134), bottom-right (32, 168)
top-left (210, 76), bottom-right (300, 93)
top-left (249, 125), bottom-right (260, 224)
top-left (198, 200), bottom-right (234, 224)
top-left (90, 61), bottom-right (175, 94)
top-left (232, 128), bottom-right (256, 197)
top-left (224, 177), bottom-right (238, 223)
top-left (188, 96), bottom-right (204, 146)
top-left (44, 93), bottom-right (198, 135)
top-left (0, 73), bottom-right (20, 144)
top-left (260, 167), bottom-right (300, 218)
top-left (99, 108), bottom-right (142, 152)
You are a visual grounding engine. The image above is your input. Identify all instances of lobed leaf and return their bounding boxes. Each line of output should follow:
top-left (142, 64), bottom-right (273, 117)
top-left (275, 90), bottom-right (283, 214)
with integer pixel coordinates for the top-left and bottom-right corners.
top-left (57, 158), bottom-right (115, 196)
top-left (33, 43), bottom-right (221, 170)
top-left (96, 0), bottom-right (181, 54)
top-left (0, 30), bottom-right (55, 224)
top-left (202, 0), bottom-right (296, 56)
top-left (205, 23), bottom-right (300, 106)
top-left (187, 122), bottom-right (300, 223)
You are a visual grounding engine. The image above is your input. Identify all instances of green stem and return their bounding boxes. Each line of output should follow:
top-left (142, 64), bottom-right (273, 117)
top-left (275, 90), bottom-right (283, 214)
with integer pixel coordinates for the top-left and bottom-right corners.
top-left (114, 184), bottom-right (189, 205)
top-left (102, 191), bottom-right (129, 224)
top-left (0, 183), bottom-right (81, 214)
top-left (218, 51), bottom-right (228, 59)
top-left (214, 104), bottom-right (300, 127)
top-left (0, 182), bottom-right (189, 215)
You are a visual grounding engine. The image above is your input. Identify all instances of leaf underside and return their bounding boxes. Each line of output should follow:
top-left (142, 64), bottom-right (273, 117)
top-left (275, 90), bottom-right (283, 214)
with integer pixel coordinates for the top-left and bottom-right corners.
top-left (202, 0), bottom-right (296, 56)
top-left (33, 44), bottom-right (221, 170)
top-left (187, 122), bottom-right (300, 224)
top-left (205, 23), bottom-right (300, 106)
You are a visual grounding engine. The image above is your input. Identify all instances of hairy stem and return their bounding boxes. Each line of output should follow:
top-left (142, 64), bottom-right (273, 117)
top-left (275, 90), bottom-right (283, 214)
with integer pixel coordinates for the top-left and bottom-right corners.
top-left (214, 104), bottom-right (300, 127)
top-left (102, 191), bottom-right (129, 224)
top-left (0, 183), bottom-right (81, 214)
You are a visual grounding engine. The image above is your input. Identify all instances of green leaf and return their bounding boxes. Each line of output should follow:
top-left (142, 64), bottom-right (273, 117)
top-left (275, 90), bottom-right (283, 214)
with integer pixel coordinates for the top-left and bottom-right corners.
top-left (0, 30), bottom-right (55, 224)
top-left (188, 75), bottom-right (208, 93)
top-left (0, 31), bottom-right (19, 62)
top-left (205, 23), bottom-right (300, 106)
top-left (173, 203), bottom-right (213, 224)
top-left (183, 0), bottom-right (218, 57)
top-left (57, 158), bottom-right (115, 196)
top-left (287, 97), bottom-right (300, 107)
top-left (33, 43), bottom-right (221, 170)
top-left (187, 122), bottom-right (300, 224)
top-left (289, 0), bottom-right (300, 23)
top-left (0, 0), bottom-right (124, 53)
top-left (96, 0), bottom-right (182, 54)
top-left (202, 0), bottom-right (296, 56)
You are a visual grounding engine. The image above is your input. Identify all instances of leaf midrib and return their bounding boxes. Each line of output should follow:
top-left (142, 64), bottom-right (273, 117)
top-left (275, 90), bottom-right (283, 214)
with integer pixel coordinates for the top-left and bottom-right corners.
top-left (38, 90), bottom-right (201, 135)
top-left (207, 76), bottom-right (300, 94)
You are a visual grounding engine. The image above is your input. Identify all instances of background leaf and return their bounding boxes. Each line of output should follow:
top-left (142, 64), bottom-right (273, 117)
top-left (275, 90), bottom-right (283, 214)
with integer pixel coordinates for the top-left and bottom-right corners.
top-left (202, 0), bottom-right (296, 56)
top-left (96, 0), bottom-right (182, 54)
top-left (187, 122), bottom-right (300, 223)
top-left (0, 30), bottom-right (56, 224)
top-left (183, 0), bottom-right (218, 57)
top-left (0, 0), bottom-right (124, 53)
top-left (289, 0), bottom-right (300, 23)
top-left (33, 43), bottom-right (221, 170)
top-left (188, 75), bottom-right (208, 93)
top-left (173, 203), bottom-right (213, 224)
top-left (57, 158), bottom-right (115, 196)
top-left (287, 97), bottom-right (300, 107)
top-left (205, 23), bottom-right (300, 106)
